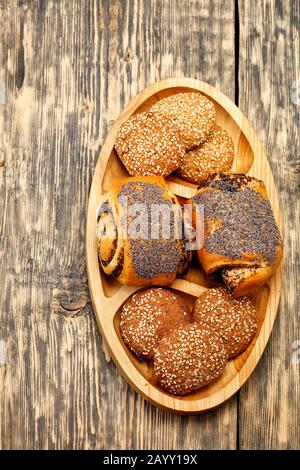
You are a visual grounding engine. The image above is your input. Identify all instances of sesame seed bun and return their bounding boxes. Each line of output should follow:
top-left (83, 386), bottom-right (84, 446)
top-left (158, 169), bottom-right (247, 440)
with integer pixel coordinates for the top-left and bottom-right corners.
top-left (193, 287), bottom-right (257, 358)
top-left (115, 111), bottom-right (185, 177)
top-left (153, 323), bottom-right (228, 395)
top-left (177, 125), bottom-right (234, 184)
top-left (151, 92), bottom-right (216, 149)
top-left (120, 288), bottom-right (192, 360)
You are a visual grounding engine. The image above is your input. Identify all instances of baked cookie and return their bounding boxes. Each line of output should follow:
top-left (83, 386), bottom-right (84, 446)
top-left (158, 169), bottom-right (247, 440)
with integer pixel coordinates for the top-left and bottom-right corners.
top-left (120, 288), bottom-right (192, 360)
top-left (151, 92), bottom-right (216, 149)
top-left (177, 125), bottom-right (234, 184)
top-left (193, 287), bottom-right (257, 358)
top-left (115, 111), bottom-right (185, 177)
top-left (153, 323), bottom-right (228, 395)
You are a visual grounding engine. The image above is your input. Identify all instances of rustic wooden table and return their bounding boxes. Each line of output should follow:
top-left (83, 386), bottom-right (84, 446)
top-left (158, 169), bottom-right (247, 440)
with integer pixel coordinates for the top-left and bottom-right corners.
top-left (0, 0), bottom-right (299, 450)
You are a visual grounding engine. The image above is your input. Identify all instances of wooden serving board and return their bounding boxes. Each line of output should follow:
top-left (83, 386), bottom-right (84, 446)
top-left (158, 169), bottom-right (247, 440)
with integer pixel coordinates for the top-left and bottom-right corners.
top-left (86, 78), bottom-right (282, 414)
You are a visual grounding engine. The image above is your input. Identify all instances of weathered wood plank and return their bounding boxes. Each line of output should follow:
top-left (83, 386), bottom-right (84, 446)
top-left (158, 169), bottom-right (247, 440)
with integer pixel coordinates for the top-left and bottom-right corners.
top-left (0, 0), bottom-right (236, 449)
top-left (238, 0), bottom-right (300, 450)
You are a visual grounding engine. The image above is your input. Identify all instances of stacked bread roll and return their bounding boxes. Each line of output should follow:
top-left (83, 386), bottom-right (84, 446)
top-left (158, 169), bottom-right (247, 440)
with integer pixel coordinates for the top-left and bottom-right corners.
top-left (115, 92), bottom-right (234, 183)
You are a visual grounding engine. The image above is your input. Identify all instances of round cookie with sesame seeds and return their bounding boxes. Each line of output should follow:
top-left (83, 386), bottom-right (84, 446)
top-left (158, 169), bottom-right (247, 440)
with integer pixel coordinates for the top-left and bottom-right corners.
top-left (153, 323), bottom-right (228, 395)
top-left (114, 111), bottom-right (185, 177)
top-left (151, 92), bottom-right (216, 149)
top-left (177, 125), bottom-right (234, 184)
top-left (120, 288), bottom-right (192, 360)
top-left (193, 287), bottom-right (257, 359)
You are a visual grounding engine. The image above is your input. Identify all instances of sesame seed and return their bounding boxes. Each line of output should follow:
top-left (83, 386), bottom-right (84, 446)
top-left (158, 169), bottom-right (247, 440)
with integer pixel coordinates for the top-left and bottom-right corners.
top-left (115, 111), bottom-right (185, 177)
top-left (193, 287), bottom-right (257, 359)
top-left (177, 125), bottom-right (234, 184)
top-left (120, 288), bottom-right (192, 360)
top-left (153, 323), bottom-right (228, 395)
top-left (151, 92), bottom-right (216, 149)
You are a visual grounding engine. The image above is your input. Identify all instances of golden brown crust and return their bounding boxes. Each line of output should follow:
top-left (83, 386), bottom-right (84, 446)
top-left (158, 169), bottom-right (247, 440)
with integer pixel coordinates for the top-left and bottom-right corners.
top-left (151, 92), bottom-right (216, 149)
top-left (221, 247), bottom-right (283, 296)
top-left (120, 288), bottom-right (192, 360)
top-left (97, 176), bottom-right (191, 286)
top-left (189, 173), bottom-right (283, 295)
top-left (177, 125), bottom-right (234, 184)
top-left (115, 111), bottom-right (185, 177)
top-left (153, 323), bottom-right (228, 395)
top-left (193, 288), bottom-right (257, 358)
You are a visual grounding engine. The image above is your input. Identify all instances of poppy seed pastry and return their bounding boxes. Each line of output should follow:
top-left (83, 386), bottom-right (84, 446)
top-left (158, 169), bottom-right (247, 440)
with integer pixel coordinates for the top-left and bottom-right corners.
top-left (97, 176), bottom-right (191, 286)
top-left (193, 287), bottom-right (257, 358)
top-left (153, 323), bottom-right (228, 395)
top-left (190, 173), bottom-right (283, 296)
top-left (177, 125), bottom-right (234, 184)
top-left (114, 111), bottom-right (185, 177)
top-left (151, 92), bottom-right (216, 149)
top-left (120, 288), bottom-right (192, 360)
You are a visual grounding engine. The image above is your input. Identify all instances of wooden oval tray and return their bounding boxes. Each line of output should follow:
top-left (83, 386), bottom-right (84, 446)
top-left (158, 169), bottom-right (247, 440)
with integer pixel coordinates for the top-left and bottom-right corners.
top-left (86, 78), bottom-right (282, 414)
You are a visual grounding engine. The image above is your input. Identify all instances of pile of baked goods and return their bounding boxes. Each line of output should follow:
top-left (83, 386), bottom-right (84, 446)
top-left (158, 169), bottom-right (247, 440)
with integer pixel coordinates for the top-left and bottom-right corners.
top-left (120, 287), bottom-right (257, 395)
top-left (97, 91), bottom-right (283, 396)
top-left (115, 92), bottom-right (234, 184)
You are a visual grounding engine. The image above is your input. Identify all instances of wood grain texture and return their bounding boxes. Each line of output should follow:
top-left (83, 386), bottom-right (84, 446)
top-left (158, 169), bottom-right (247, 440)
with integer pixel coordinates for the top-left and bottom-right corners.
top-left (238, 0), bottom-right (300, 450)
top-left (0, 0), bottom-right (237, 449)
top-left (1, 0), bottom-right (297, 450)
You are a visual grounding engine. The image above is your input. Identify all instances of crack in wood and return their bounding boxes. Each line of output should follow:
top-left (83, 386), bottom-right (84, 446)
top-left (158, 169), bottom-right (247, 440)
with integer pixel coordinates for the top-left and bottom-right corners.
top-left (234, 0), bottom-right (240, 451)
top-left (15, 16), bottom-right (25, 90)
top-left (234, 0), bottom-right (240, 107)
